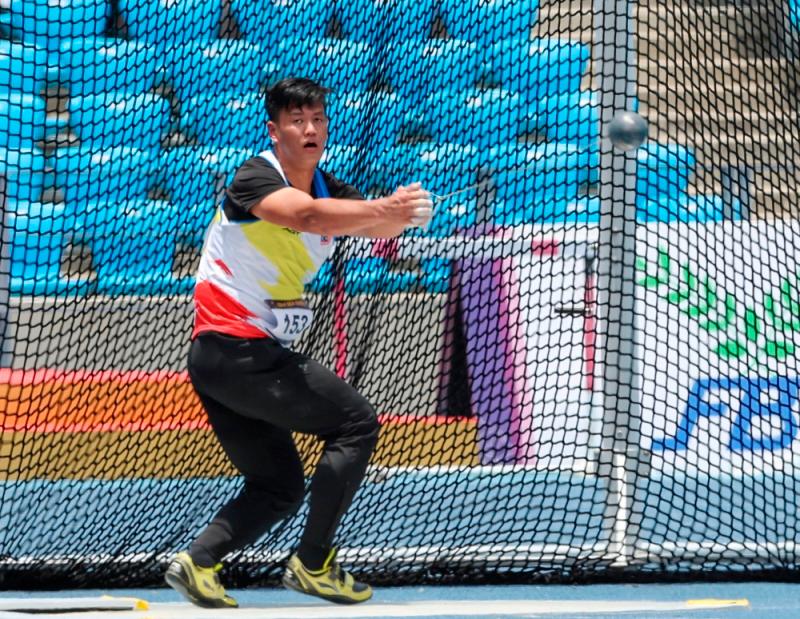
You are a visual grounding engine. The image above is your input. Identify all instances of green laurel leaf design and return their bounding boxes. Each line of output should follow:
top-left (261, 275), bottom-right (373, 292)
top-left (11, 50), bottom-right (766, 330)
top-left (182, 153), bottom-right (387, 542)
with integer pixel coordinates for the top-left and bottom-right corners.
top-left (636, 246), bottom-right (800, 366)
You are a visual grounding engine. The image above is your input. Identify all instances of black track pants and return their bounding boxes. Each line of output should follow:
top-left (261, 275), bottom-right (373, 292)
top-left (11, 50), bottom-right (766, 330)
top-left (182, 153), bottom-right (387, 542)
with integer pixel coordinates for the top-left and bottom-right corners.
top-left (185, 332), bottom-right (380, 567)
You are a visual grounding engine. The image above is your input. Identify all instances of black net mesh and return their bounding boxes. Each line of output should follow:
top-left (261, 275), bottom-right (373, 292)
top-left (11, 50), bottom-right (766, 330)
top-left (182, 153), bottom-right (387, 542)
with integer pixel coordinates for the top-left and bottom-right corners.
top-left (1, 0), bottom-right (800, 590)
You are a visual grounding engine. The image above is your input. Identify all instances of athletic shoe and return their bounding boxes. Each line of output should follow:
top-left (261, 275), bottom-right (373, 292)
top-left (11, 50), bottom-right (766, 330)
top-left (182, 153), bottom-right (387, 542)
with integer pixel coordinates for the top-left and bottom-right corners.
top-left (164, 551), bottom-right (238, 609)
top-left (282, 549), bottom-right (372, 604)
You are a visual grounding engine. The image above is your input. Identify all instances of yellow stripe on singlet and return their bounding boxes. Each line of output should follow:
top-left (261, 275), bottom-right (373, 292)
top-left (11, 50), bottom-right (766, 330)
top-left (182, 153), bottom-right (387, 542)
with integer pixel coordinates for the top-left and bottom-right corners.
top-left (241, 219), bottom-right (314, 300)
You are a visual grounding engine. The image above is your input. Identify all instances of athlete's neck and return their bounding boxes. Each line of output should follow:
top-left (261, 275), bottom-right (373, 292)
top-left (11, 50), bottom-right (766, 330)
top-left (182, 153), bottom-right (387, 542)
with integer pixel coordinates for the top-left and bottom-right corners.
top-left (274, 149), bottom-right (316, 195)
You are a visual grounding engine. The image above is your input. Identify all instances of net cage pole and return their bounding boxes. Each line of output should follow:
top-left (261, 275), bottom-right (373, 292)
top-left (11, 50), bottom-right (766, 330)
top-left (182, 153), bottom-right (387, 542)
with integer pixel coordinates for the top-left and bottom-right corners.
top-left (592, 0), bottom-right (649, 566)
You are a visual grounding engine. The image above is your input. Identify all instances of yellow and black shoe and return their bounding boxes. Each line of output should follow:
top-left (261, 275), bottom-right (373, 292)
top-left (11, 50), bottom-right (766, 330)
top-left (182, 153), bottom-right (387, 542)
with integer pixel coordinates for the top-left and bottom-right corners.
top-left (282, 549), bottom-right (372, 604)
top-left (164, 551), bottom-right (238, 609)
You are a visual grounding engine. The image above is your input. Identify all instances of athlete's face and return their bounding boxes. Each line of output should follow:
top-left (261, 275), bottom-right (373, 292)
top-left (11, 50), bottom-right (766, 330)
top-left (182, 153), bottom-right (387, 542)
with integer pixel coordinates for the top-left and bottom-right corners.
top-left (268, 104), bottom-right (329, 167)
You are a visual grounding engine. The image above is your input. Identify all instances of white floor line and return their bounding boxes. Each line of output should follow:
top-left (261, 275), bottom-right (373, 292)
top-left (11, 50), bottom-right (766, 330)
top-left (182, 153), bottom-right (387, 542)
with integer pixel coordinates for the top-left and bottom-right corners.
top-left (0, 597), bottom-right (749, 619)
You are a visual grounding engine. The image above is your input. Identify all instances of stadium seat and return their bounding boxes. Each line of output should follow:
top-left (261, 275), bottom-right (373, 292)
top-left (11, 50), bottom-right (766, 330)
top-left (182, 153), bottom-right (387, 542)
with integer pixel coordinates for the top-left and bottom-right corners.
top-left (157, 145), bottom-right (254, 215)
top-left (6, 201), bottom-right (95, 295)
top-left (166, 40), bottom-right (278, 103)
top-left (58, 37), bottom-right (165, 95)
top-left (319, 144), bottom-right (359, 179)
top-left (485, 142), bottom-right (594, 200)
top-left (412, 89), bottom-right (533, 149)
top-left (531, 91), bottom-right (600, 145)
top-left (0, 93), bottom-right (65, 148)
top-left (68, 93), bottom-right (172, 149)
top-left (326, 91), bottom-right (407, 147)
top-left (385, 40), bottom-right (483, 102)
top-left (365, 144), bottom-right (479, 239)
top-left (231, 0), bottom-right (335, 47)
top-left (0, 40), bottom-right (51, 94)
top-left (638, 193), bottom-right (742, 223)
top-left (483, 39), bottom-right (590, 102)
top-left (368, 143), bottom-right (480, 198)
top-left (1, 147), bottom-right (46, 202)
top-left (440, 0), bottom-right (539, 42)
top-left (85, 199), bottom-right (195, 295)
top-left (305, 260), bottom-right (334, 293)
top-left (5, 0), bottom-right (110, 53)
top-left (492, 194), bottom-right (601, 225)
top-left (49, 146), bottom-right (157, 207)
top-left (334, 0), bottom-right (438, 45)
top-left (491, 146), bottom-right (600, 224)
top-left (181, 93), bottom-right (268, 149)
top-left (344, 257), bottom-right (452, 294)
top-left (119, 0), bottom-right (220, 45)
top-left (277, 38), bottom-right (376, 93)
top-left (636, 142), bottom-right (695, 202)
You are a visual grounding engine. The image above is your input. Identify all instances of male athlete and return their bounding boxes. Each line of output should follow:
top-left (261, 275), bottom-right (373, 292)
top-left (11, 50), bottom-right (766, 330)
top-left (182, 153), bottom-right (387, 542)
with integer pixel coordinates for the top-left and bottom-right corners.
top-left (164, 78), bottom-right (432, 608)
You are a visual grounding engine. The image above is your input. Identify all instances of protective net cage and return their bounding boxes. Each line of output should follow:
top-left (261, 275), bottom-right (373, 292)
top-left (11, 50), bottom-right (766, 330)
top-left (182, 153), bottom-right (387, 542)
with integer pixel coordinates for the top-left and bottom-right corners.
top-left (1, 0), bottom-right (800, 590)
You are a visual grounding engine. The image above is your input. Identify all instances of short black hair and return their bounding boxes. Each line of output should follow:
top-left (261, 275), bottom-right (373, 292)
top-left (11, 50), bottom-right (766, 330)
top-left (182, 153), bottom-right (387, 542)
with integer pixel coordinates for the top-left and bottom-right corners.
top-left (265, 77), bottom-right (331, 121)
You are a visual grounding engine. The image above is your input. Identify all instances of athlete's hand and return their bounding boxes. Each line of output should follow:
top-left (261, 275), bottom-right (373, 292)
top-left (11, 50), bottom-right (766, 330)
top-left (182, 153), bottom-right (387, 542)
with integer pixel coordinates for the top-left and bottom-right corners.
top-left (384, 182), bottom-right (433, 228)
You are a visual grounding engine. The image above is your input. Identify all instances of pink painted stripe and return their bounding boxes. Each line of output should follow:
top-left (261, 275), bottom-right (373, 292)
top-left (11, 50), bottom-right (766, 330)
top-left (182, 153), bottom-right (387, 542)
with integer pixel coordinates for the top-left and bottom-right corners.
top-left (333, 277), bottom-right (348, 379)
top-left (532, 238), bottom-right (560, 256)
top-left (0, 368), bottom-right (191, 385)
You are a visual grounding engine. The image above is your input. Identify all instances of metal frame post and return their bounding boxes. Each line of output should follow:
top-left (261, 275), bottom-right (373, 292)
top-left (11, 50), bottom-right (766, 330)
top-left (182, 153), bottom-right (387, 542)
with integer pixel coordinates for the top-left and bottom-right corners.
top-left (592, 0), bottom-right (648, 566)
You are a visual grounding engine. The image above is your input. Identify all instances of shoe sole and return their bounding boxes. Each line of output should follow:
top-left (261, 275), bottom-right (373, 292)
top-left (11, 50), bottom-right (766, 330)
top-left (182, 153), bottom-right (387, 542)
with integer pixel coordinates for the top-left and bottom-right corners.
top-left (281, 570), bottom-right (372, 605)
top-left (165, 563), bottom-right (237, 609)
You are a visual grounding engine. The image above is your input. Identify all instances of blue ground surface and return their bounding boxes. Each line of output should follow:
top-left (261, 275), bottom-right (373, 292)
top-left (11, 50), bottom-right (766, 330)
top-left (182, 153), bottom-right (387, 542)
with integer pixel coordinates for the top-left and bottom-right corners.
top-left (0, 582), bottom-right (792, 618)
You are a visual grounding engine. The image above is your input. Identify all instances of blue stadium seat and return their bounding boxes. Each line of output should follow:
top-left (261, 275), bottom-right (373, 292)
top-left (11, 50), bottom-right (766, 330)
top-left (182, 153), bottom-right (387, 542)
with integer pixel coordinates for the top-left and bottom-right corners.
top-left (1, 147), bottom-right (46, 202)
top-left (181, 93), bottom-right (268, 149)
top-left (6, 201), bottom-right (94, 295)
top-left (638, 193), bottom-right (742, 223)
top-left (0, 41), bottom-right (51, 94)
top-left (49, 146), bottom-right (157, 207)
top-left (166, 40), bottom-right (278, 103)
top-left (231, 0), bottom-right (334, 47)
top-left (326, 91), bottom-right (407, 147)
top-left (157, 146), bottom-right (253, 215)
top-left (278, 38), bottom-right (375, 93)
top-left (366, 144), bottom-right (479, 239)
top-left (0, 93), bottom-right (64, 148)
top-left (303, 254), bottom-right (450, 295)
top-left (319, 144), bottom-right (375, 192)
top-left (305, 260), bottom-right (334, 293)
top-left (308, 253), bottom-right (452, 295)
top-left (84, 199), bottom-right (195, 295)
top-left (68, 93), bottom-right (172, 149)
top-left (491, 146), bottom-right (600, 224)
top-left (485, 142), bottom-right (595, 199)
top-left (531, 91), bottom-right (600, 145)
top-left (334, 0), bottom-right (437, 45)
top-left (58, 37), bottom-right (164, 95)
top-left (119, 0), bottom-right (220, 45)
top-left (368, 143), bottom-right (480, 198)
top-left (483, 39), bottom-right (590, 102)
top-left (5, 0), bottom-right (110, 53)
top-left (636, 142), bottom-right (695, 202)
top-left (344, 257), bottom-right (452, 294)
top-left (492, 194), bottom-right (601, 225)
top-left (319, 144), bottom-right (359, 179)
top-left (440, 0), bottom-right (539, 42)
top-left (385, 40), bottom-right (483, 102)
top-left (412, 89), bottom-right (533, 149)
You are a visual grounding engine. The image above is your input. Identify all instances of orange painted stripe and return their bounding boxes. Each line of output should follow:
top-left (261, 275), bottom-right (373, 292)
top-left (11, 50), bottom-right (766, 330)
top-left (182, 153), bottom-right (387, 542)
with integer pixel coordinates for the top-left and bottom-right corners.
top-left (0, 369), bottom-right (474, 433)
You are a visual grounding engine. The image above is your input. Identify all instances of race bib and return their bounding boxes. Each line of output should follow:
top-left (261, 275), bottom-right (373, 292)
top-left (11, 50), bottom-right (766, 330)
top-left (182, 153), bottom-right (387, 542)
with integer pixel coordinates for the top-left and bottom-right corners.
top-left (263, 299), bottom-right (314, 342)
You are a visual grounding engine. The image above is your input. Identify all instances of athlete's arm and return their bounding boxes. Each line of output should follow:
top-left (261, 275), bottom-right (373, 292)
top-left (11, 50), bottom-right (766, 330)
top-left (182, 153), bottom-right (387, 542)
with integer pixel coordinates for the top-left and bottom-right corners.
top-left (250, 183), bottom-right (432, 237)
